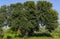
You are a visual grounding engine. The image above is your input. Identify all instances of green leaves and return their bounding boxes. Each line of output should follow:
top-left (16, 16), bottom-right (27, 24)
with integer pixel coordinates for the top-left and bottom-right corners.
top-left (0, 1), bottom-right (58, 36)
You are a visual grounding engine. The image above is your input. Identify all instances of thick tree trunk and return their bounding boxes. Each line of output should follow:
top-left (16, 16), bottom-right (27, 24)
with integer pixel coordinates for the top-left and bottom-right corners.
top-left (25, 31), bottom-right (29, 36)
top-left (28, 29), bottom-right (34, 36)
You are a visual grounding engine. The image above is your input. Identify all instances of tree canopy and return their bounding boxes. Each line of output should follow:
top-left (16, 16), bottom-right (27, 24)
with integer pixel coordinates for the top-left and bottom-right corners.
top-left (0, 1), bottom-right (58, 36)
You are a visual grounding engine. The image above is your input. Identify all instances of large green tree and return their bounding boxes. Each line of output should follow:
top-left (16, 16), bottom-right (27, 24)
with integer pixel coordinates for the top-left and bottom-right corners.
top-left (0, 1), bottom-right (58, 36)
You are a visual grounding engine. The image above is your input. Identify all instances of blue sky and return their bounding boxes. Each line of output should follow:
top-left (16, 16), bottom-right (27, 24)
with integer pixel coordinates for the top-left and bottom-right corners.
top-left (0, 0), bottom-right (60, 21)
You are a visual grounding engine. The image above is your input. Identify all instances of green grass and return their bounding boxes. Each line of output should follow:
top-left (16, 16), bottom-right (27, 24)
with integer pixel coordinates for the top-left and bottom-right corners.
top-left (28, 37), bottom-right (55, 39)
top-left (5, 37), bottom-right (60, 39)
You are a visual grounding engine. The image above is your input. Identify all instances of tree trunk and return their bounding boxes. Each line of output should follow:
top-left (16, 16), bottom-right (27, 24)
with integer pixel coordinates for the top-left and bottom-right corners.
top-left (25, 31), bottom-right (28, 36)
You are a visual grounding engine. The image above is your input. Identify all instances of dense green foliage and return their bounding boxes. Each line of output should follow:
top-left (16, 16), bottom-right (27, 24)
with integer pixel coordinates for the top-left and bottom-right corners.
top-left (0, 1), bottom-right (58, 37)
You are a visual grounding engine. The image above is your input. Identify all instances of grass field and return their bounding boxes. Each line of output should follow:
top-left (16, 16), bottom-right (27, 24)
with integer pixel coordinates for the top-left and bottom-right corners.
top-left (4, 36), bottom-right (60, 39)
